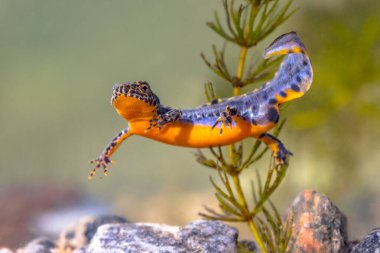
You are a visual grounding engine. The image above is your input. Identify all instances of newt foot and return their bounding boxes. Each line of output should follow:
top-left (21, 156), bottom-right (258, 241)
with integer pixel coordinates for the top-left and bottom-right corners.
top-left (211, 106), bottom-right (239, 134)
top-left (88, 155), bottom-right (114, 180)
top-left (274, 142), bottom-right (293, 165)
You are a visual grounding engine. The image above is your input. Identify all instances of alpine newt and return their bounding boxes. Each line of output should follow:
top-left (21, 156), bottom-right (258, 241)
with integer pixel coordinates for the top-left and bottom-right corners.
top-left (89, 32), bottom-right (313, 179)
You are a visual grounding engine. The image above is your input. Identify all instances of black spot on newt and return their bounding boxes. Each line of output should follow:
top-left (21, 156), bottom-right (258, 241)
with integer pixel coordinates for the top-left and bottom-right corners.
top-left (269, 98), bottom-right (277, 105)
top-left (267, 107), bottom-right (279, 123)
top-left (291, 84), bottom-right (300, 92)
top-left (251, 105), bottom-right (258, 114)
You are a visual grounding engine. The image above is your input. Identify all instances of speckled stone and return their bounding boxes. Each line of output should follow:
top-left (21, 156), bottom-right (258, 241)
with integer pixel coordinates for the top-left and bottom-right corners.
top-left (286, 189), bottom-right (349, 253)
top-left (59, 215), bottom-right (128, 250)
top-left (19, 237), bottom-right (56, 253)
top-left (351, 228), bottom-right (380, 253)
top-left (86, 220), bottom-right (238, 253)
top-left (239, 240), bottom-right (257, 252)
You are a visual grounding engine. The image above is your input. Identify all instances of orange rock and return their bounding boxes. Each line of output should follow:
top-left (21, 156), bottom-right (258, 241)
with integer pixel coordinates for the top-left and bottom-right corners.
top-left (286, 189), bottom-right (349, 253)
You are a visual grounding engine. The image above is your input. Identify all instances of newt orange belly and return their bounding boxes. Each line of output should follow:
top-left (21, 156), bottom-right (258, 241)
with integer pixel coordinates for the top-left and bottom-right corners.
top-left (131, 118), bottom-right (275, 148)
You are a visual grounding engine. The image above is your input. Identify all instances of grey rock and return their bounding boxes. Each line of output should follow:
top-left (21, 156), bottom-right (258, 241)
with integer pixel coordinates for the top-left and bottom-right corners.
top-left (351, 228), bottom-right (380, 253)
top-left (59, 215), bottom-right (128, 250)
top-left (86, 220), bottom-right (238, 253)
top-left (238, 240), bottom-right (257, 252)
top-left (19, 237), bottom-right (56, 253)
top-left (33, 201), bottom-right (113, 237)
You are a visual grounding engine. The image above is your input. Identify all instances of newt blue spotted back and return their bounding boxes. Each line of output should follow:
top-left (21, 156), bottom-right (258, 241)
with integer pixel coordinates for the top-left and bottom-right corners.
top-left (89, 32), bottom-right (313, 179)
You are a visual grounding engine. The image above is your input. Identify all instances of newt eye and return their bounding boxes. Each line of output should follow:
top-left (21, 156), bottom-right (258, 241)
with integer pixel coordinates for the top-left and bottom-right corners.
top-left (141, 84), bottom-right (149, 91)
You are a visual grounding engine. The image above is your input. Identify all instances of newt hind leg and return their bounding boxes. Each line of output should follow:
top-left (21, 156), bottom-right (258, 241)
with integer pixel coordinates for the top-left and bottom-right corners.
top-left (89, 126), bottom-right (133, 180)
top-left (212, 106), bottom-right (247, 134)
top-left (258, 133), bottom-right (293, 165)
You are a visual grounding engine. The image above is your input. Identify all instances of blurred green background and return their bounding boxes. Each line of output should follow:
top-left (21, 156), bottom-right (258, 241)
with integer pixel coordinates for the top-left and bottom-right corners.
top-left (1, 0), bottom-right (380, 248)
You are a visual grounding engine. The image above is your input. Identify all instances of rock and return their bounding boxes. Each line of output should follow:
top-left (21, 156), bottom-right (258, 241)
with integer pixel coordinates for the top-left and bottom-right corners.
top-left (8, 188), bottom-right (374, 253)
top-left (18, 237), bottom-right (56, 253)
top-left (33, 201), bottom-right (113, 238)
top-left (350, 228), bottom-right (380, 253)
top-left (286, 189), bottom-right (349, 253)
top-left (238, 240), bottom-right (257, 252)
top-left (86, 220), bottom-right (238, 253)
top-left (58, 215), bottom-right (128, 250)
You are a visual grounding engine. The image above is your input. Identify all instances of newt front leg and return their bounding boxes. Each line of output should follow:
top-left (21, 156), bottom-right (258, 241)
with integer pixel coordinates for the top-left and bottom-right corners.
top-left (89, 126), bottom-right (133, 180)
top-left (148, 109), bottom-right (182, 130)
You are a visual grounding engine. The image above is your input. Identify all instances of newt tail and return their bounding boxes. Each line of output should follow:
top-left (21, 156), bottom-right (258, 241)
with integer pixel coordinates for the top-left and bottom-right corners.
top-left (89, 32), bottom-right (313, 179)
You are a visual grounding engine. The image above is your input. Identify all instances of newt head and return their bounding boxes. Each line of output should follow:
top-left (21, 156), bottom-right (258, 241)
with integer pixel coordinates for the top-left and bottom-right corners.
top-left (111, 81), bottom-right (160, 121)
top-left (264, 31), bottom-right (307, 59)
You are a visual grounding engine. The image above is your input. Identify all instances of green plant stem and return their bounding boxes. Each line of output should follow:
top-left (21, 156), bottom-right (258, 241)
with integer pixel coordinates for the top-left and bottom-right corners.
top-left (232, 174), bottom-right (248, 210)
top-left (232, 171), bottom-right (268, 253)
top-left (233, 172), bottom-right (268, 253)
top-left (229, 37), bottom-right (268, 253)
top-left (248, 219), bottom-right (267, 253)
top-left (234, 46), bottom-right (248, 96)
